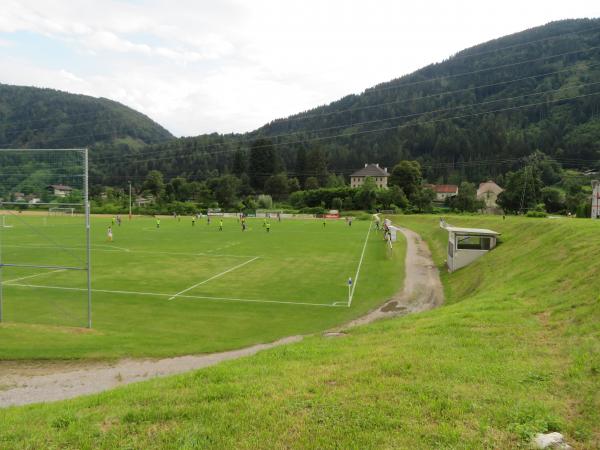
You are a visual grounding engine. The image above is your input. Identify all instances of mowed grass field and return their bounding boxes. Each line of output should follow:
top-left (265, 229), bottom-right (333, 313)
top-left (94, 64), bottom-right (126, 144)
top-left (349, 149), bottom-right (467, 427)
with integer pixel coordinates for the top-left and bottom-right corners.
top-left (0, 213), bottom-right (404, 359)
top-left (0, 215), bottom-right (597, 448)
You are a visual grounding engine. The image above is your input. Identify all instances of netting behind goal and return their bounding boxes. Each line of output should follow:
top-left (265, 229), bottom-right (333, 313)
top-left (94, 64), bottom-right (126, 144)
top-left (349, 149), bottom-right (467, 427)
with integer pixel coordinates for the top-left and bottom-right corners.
top-left (0, 149), bottom-right (91, 328)
top-left (48, 207), bottom-right (75, 216)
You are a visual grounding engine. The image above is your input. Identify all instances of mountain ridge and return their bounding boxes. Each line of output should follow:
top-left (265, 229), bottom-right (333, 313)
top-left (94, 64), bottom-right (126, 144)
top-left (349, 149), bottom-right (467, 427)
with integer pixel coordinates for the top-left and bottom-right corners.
top-left (0, 83), bottom-right (174, 149)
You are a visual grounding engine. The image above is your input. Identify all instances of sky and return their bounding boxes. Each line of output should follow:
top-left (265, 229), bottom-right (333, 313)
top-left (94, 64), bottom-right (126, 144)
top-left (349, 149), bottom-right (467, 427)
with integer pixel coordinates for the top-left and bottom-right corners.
top-left (0, 1), bottom-right (599, 137)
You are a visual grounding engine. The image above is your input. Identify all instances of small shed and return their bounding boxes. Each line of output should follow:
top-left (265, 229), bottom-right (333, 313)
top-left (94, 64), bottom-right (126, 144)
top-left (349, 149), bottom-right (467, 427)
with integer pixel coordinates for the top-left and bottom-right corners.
top-left (443, 224), bottom-right (500, 272)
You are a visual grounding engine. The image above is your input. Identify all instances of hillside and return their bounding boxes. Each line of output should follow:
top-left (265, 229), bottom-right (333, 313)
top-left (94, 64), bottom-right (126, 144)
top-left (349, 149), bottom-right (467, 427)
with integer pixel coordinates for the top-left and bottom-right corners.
top-left (1, 215), bottom-right (598, 448)
top-left (93, 18), bottom-right (600, 188)
top-left (0, 84), bottom-right (173, 149)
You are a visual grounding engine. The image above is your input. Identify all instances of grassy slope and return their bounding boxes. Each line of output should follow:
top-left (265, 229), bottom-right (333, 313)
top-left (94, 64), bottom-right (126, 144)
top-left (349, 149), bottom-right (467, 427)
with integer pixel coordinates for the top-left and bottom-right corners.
top-left (0, 216), bottom-right (403, 360)
top-left (1, 216), bottom-right (598, 448)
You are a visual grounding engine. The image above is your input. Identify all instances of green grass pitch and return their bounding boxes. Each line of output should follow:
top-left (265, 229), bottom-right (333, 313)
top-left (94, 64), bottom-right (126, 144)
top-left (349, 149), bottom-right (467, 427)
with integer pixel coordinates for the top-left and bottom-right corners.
top-left (0, 213), bottom-right (404, 360)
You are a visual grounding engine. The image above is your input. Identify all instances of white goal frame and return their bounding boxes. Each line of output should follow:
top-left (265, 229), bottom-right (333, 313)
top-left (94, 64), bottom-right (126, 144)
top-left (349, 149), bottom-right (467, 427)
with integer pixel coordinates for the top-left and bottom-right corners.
top-left (48, 207), bottom-right (75, 216)
top-left (0, 148), bottom-right (92, 328)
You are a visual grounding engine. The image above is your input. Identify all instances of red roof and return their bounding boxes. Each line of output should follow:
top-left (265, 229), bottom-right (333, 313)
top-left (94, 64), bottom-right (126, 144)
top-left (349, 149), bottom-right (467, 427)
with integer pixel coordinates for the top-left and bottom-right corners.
top-left (433, 184), bottom-right (458, 194)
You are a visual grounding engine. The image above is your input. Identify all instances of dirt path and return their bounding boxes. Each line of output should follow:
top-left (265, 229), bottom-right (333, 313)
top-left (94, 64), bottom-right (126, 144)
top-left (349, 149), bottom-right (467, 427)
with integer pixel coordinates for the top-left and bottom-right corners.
top-left (344, 225), bottom-right (444, 328)
top-left (0, 336), bottom-right (302, 408)
top-left (0, 226), bottom-right (443, 409)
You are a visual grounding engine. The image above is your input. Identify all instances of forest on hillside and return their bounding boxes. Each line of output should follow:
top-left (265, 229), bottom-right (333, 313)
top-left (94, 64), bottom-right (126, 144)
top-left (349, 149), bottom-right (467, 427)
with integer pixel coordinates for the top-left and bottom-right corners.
top-left (87, 18), bottom-right (600, 191)
top-left (0, 84), bottom-right (173, 149)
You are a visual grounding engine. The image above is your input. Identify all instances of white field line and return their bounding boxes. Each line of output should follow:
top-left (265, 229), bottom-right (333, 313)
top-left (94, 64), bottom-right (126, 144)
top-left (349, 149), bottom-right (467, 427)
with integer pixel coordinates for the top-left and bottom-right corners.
top-left (0, 243), bottom-right (257, 259)
top-left (348, 222), bottom-right (373, 307)
top-left (3, 269), bottom-right (66, 284)
top-left (168, 256), bottom-right (260, 300)
top-left (6, 282), bottom-right (344, 308)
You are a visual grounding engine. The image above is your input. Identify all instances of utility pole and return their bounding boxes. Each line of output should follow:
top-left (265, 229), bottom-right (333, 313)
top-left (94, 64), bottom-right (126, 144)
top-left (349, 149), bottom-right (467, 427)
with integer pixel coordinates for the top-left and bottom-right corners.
top-left (128, 181), bottom-right (132, 220)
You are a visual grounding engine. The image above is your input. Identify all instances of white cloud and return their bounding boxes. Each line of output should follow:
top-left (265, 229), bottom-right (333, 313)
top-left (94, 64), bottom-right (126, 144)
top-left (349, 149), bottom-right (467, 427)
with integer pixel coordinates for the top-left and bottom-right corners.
top-left (0, 0), bottom-right (599, 136)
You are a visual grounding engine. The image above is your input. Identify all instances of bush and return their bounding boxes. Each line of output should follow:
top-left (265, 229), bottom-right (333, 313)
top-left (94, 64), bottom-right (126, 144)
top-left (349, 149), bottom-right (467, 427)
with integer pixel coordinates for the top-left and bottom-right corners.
top-left (257, 194), bottom-right (273, 209)
top-left (331, 197), bottom-right (343, 211)
top-left (526, 210), bottom-right (548, 218)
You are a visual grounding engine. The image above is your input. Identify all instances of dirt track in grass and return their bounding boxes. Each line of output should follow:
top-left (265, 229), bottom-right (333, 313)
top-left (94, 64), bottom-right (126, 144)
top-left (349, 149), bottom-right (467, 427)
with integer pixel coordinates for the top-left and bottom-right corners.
top-left (0, 226), bottom-right (443, 408)
top-left (343, 225), bottom-right (444, 328)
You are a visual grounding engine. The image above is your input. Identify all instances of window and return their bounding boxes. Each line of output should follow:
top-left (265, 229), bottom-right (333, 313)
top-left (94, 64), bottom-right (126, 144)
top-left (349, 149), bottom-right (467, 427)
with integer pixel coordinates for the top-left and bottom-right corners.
top-left (456, 235), bottom-right (491, 250)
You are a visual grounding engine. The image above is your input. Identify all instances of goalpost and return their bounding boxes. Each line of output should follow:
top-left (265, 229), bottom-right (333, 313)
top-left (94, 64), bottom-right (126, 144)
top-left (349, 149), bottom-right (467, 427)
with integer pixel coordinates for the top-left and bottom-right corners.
top-left (48, 207), bottom-right (75, 216)
top-left (0, 148), bottom-right (92, 328)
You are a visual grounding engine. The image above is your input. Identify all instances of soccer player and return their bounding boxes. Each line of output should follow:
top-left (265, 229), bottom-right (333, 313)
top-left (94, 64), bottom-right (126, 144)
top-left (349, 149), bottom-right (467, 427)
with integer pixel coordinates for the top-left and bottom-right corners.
top-left (111, 216), bottom-right (115, 226)
top-left (116, 215), bottom-right (121, 226)
top-left (323, 218), bottom-right (326, 227)
top-left (348, 217), bottom-right (353, 227)
top-left (263, 218), bottom-right (267, 228)
top-left (207, 215), bottom-right (211, 225)
top-left (192, 216), bottom-right (196, 226)
top-left (107, 226), bottom-right (113, 242)
top-left (156, 217), bottom-right (161, 229)
top-left (219, 219), bottom-right (223, 231)
top-left (266, 222), bottom-right (271, 233)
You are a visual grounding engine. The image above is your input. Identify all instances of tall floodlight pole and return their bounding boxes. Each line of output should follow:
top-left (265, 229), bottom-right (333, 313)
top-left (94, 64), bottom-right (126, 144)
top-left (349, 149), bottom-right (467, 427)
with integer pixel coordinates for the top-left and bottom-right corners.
top-left (128, 181), bottom-right (132, 220)
top-left (84, 148), bottom-right (92, 328)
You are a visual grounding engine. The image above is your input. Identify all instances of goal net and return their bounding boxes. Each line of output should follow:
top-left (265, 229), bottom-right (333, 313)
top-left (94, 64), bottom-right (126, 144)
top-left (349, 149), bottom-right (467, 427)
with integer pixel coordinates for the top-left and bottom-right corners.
top-left (0, 148), bottom-right (91, 328)
top-left (48, 207), bottom-right (75, 216)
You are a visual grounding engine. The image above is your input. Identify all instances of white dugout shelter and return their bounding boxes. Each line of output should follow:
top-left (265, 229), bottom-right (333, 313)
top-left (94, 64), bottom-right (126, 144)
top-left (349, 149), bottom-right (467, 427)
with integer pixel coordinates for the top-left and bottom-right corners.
top-left (441, 221), bottom-right (500, 272)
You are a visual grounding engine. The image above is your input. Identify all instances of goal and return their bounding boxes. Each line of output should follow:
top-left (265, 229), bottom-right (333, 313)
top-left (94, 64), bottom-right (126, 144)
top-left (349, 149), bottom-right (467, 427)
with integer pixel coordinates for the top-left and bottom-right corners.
top-left (48, 207), bottom-right (75, 216)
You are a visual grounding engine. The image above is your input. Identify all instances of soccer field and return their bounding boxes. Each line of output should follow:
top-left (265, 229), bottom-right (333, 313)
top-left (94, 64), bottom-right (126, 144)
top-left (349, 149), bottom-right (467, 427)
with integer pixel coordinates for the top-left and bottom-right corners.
top-left (0, 213), bottom-right (404, 359)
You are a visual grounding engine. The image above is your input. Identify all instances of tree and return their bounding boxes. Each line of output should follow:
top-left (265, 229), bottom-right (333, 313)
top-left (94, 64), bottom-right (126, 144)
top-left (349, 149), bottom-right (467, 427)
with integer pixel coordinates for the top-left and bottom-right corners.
top-left (295, 148), bottom-right (308, 185)
top-left (257, 194), bottom-right (273, 209)
top-left (354, 177), bottom-right (377, 210)
top-left (409, 187), bottom-right (435, 212)
top-left (331, 197), bottom-right (343, 210)
top-left (249, 139), bottom-right (276, 189)
top-left (304, 177), bottom-right (319, 190)
top-left (142, 170), bottom-right (165, 199)
top-left (449, 182), bottom-right (483, 212)
top-left (378, 185), bottom-right (408, 209)
top-left (232, 149), bottom-right (248, 177)
top-left (326, 174), bottom-right (345, 188)
top-left (540, 187), bottom-right (565, 213)
top-left (264, 173), bottom-right (289, 201)
top-left (287, 177), bottom-right (301, 193)
top-left (307, 147), bottom-right (329, 186)
top-left (208, 175), bottom-right (240, 208)
top-left (389, 161), bottom-right (422, 198)
top-left (497, 166), bottom-right (543, 213)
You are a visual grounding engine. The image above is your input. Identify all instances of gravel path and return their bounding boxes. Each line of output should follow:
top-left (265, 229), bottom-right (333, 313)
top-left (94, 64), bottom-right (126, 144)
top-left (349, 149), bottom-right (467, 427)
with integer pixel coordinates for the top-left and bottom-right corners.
top-left (0, 225), bottom-right (443, 408)
top-left (0, 336), bottom-right (302, 408)
top-left (344, 225), bottom-right (444, 328)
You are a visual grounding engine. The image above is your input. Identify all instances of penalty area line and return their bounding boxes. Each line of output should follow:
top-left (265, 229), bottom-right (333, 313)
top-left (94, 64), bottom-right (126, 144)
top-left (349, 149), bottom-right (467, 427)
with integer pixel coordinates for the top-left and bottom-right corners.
top-left (5, 282), bottom-right (345, 308)
top-left (168, 256), bottom-right (259, 300)
top-left (3, 268), bottom-right (66, 284)
top-left (348, 222), bottom-right (373, 308)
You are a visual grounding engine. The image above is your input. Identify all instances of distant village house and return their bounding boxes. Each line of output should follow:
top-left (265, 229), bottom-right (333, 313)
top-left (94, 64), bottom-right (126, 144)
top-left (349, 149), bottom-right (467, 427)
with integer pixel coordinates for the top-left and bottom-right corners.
top-left (135, 195), bottom-right (154, 207)
top-left (430, 184), bottom-right (459, 202)
top-left (47, 184), bottom-right (73, 198)
top-left (350, 163), bottom-right (390, 189)
top-left (477, 180), bottom-right (504, 212)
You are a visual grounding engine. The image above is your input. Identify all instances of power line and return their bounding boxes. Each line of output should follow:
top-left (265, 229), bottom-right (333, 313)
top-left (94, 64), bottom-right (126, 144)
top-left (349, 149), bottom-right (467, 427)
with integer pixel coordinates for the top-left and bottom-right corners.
top-left (92, 76), bottom-right (600, 165)
top-left (91, 86), bottom-right (600, 167)
top-left (3, 42), bottom-right (600, 148)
